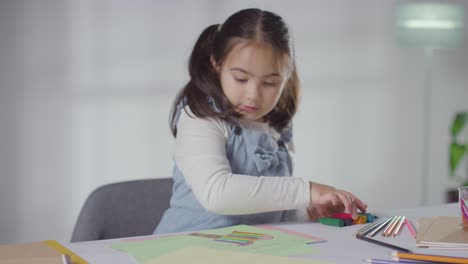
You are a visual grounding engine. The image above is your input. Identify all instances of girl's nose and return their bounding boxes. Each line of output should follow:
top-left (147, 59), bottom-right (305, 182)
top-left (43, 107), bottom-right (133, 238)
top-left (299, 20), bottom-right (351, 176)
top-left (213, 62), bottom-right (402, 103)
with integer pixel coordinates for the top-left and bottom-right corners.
top-left (246, 81), bottom-right (261, 101)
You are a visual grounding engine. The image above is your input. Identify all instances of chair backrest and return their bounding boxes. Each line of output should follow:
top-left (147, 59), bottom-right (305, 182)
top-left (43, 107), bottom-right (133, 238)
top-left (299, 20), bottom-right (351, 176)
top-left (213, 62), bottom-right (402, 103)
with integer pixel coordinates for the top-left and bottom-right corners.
top-left (70, 178), bottom-right (173, 242)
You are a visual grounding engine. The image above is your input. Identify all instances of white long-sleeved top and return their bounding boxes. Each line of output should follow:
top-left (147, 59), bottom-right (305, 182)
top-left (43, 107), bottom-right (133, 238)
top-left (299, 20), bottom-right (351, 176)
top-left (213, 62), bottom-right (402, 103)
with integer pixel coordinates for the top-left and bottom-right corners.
top-left (174, 108), bottom-right (311, 215)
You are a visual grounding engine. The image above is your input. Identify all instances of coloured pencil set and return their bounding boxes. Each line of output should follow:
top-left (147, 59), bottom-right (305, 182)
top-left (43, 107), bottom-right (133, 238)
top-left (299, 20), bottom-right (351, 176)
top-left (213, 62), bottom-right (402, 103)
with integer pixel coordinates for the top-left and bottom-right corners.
top-left (366, 252), bottom-right (468, 264)
top-left (356, 215), bottom-right (415, 238)
top-left (460, 186), bottom-right (468, 229)
top-left (358, 215), bottom-right (468, 264)
top-left (353, 215), bottom-right (416, 253)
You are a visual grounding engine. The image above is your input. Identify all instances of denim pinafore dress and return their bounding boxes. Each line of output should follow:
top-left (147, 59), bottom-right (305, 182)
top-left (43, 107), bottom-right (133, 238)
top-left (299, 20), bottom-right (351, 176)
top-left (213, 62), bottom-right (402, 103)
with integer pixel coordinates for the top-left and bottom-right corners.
top-left (154, 103), bottom-right (295, 235)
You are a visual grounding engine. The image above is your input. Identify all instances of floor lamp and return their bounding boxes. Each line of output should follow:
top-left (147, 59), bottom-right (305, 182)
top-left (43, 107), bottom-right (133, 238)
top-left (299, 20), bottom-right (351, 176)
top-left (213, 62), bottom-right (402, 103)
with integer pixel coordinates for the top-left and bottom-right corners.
top-left (396, 2), bottom-right (464, 206)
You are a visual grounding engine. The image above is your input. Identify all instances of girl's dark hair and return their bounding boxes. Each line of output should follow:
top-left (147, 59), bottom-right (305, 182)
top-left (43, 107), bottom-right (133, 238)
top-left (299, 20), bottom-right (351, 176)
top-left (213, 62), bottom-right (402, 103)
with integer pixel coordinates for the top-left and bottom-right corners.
top-left (170, 8), bottom-right (300, 136)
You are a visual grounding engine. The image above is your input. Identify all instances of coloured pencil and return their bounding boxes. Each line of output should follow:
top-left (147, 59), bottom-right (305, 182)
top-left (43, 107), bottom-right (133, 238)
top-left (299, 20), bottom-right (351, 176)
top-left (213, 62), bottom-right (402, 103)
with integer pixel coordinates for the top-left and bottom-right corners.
top-left (369, 217), bottom-right (393, 237)
top-left (391, 251), bottom-right (468, 264)
top-left (404, 218), bottom-right (416, 239)
top-left (357, 217), bottom-right (389, 236)
top-left (365, 258), bottom-right (429, 264)
top-left (355, 234), bottom-right (412, 253)
top-left (393, 216), bottom-right (406, 237)
top-left (381, 216), bottom-right (398, 236)
top-left (383, 216), bottom-right (401, 237)
top-left (461, 197), bottom-right (468, 222)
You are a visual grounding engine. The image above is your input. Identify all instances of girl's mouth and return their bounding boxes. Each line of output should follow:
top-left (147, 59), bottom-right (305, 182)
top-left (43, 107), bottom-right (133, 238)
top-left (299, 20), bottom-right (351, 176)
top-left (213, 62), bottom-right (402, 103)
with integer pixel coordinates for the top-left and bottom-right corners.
top-left (239, 105), bottom-right (259, 113)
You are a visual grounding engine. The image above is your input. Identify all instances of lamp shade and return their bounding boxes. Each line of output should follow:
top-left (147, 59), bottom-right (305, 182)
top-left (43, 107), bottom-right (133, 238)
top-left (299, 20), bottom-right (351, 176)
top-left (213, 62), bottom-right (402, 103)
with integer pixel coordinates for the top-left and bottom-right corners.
top-left (397, 3), bottom-right (464, 48)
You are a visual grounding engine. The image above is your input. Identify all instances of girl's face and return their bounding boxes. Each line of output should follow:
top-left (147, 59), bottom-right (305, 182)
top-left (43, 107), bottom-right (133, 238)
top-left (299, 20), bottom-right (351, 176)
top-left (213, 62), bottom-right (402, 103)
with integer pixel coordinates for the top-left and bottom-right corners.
top-left (214, 41), bottom-right (288, 122)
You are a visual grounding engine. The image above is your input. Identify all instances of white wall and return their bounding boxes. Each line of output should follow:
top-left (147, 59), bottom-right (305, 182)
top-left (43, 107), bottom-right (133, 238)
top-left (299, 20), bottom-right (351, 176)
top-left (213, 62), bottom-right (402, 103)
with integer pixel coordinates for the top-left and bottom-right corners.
top-left (1, 0), bottom-right (467, 244)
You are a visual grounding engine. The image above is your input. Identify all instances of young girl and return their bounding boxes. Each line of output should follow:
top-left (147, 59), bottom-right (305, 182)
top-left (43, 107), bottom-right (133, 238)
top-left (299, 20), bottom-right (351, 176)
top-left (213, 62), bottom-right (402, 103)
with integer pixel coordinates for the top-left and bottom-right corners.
top-left (154, 8), bottom-right (367, 235)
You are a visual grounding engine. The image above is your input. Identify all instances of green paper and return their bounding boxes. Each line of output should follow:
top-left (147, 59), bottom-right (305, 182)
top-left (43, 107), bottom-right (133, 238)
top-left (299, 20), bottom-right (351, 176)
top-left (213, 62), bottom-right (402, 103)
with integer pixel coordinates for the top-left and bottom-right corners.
top-left (198, 225), bottom-right (319, 256)
top-left (112, 235), bottom-right (207, 263)
top-left (145, 247), bottom-right (332, 264)
top-left (111, 225), bottom-right (320, 264)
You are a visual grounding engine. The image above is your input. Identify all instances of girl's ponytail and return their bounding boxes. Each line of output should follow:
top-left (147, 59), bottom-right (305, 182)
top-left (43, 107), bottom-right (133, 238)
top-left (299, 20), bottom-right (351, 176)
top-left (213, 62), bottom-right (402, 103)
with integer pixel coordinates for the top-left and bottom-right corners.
top-left (170, 24), bottom-right (227, 136)
top-left (188, 24), bottom-right (219, 82)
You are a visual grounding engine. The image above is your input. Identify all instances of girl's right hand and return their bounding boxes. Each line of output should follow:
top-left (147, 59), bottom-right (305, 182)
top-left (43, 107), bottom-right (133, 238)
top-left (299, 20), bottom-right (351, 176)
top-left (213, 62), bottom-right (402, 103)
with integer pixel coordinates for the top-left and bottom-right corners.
top-left (307, 182), bottom-right (367, 220)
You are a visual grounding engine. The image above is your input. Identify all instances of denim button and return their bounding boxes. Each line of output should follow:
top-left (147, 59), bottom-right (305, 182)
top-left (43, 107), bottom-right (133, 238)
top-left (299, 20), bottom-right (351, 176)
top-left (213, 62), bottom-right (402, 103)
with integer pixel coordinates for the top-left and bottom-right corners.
top-left (234, 126), bottom-right (242, 135)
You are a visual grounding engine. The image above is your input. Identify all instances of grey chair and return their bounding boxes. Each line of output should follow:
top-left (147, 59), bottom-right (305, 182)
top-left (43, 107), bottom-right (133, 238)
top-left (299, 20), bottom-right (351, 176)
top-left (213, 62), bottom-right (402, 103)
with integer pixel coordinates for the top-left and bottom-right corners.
top-left (70, 178), bottom-right (173, 242)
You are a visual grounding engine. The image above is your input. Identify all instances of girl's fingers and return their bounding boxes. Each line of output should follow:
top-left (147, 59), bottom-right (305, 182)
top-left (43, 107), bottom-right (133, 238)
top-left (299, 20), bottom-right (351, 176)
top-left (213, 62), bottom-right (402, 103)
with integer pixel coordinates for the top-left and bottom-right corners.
top-left (316, 206), bottom-right (328, 218)
top-left (335, 192), bottom-right (354, 218)
top-left (306, 206), bottom-right (319, 220)
top-left (344, 193), bottom-right (368, 219)
top-left (338, 191), bottom-right (362, 219)
top-left (355, 198), bottom-right (368, 213)
top-left (312, 187), bottom-right (368, 220)
top-left (346, 193), bottom-right (357, 218)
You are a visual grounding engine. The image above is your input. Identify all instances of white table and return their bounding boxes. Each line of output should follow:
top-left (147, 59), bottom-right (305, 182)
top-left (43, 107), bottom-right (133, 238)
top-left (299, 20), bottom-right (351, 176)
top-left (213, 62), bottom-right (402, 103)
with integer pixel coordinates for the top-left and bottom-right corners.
top-left (66, 203), bottom-right (467, 263)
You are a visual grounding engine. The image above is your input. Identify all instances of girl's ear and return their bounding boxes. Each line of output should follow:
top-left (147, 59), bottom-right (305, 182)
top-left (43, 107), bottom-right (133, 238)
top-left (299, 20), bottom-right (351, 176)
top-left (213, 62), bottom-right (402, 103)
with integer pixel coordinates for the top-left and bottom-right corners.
top-left (210, 55), bottom-right (220, 73)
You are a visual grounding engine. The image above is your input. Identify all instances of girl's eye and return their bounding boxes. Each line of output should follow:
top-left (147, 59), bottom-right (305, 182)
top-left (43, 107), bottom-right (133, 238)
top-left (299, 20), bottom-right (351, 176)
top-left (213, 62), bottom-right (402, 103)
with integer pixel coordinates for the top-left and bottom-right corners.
top-left (264, 82), bottom-right (276, 86)
top-left (235, 78), bottom-right (248, 83)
